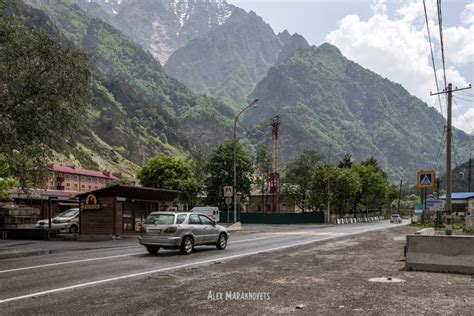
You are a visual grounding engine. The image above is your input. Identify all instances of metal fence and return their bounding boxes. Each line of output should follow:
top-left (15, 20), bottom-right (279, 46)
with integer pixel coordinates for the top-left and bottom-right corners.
top-left (220, 211), bottom-right (324, 224)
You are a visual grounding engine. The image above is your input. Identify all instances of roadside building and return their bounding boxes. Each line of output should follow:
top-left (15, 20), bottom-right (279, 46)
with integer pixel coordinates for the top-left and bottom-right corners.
top-left (77, 185), bottom-right (180, 240)
top-left (47, 164), bottom-right (121, 192)
top-left (440, 192), bottom-right (474, 216)
top-left (11, 188), bottom-right (79, 219)
top-left (245, 189), bottom-right (300, 213)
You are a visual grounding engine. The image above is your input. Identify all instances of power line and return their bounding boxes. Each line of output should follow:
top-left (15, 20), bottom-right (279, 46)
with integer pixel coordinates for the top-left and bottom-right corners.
top-left (423, 0), bottom-right (444, 114)
top-left (433, 126), bottom-right (446, 170)
top-left (454, 96), bottom-right (474, 103)
top-left (436, 0), bottom-right (448, 91)
top-left (459, 91), bottom-right (474, 98)
top-left (453, 98), bottom-right (474, 133)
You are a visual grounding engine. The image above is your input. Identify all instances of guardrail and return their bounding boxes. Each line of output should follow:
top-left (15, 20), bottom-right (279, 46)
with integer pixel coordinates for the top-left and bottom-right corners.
top-left (335, 216), bottom-right (385, 225)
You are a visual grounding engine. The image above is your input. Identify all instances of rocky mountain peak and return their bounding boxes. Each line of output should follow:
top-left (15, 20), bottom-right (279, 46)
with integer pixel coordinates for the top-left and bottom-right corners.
top-left (277, 32), bottom-right (310, 62)
top-left (76, 0), bottom-right (236, 64)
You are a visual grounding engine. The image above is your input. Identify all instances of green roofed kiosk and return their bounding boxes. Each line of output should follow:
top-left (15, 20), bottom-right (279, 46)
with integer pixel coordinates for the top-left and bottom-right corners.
top-left (77, 185), bottom-right (180, 240)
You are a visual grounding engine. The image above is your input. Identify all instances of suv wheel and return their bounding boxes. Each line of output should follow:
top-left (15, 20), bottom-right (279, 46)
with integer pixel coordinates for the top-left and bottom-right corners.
top-left (70, 225), bottom-right (79, 234)
top-left (146, 245), bottom-right (160, 255)
top-left (216, 233), bottom-right (227, 250)
top-left (180, 236), bottom-right (194, 255)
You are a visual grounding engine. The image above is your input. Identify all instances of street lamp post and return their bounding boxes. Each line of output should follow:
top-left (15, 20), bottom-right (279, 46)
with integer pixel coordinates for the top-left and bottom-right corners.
top-left (233, 99), bottom-right (259, 223)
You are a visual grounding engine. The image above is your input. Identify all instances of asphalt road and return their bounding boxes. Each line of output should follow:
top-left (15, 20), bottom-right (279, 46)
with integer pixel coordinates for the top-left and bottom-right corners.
top-left (0, 220), bottom-right (408, 313)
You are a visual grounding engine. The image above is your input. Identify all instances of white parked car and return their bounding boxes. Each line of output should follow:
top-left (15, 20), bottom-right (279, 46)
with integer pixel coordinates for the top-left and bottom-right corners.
top-left (390, 214), bottom-right (402, 224)
top-left (36, 208), bottom-right (80, 233)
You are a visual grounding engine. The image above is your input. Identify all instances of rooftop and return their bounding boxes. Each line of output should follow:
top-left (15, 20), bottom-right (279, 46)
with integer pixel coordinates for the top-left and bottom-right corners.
top-left (77, 185), bottom-right (181, 202)
top-left (48, 164), bottom-right (119, 180)
top-left (439, 192), bottom-right (474, 200)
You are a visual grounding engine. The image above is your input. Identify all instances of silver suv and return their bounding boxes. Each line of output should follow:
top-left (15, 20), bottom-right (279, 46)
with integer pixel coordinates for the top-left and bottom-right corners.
top-left (138, 212), bottom-right (228, 255)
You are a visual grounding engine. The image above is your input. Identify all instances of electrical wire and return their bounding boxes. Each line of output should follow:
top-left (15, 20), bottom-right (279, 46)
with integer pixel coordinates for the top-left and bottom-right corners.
top-left (454, 96), bottom-right (474, 103)
top-left (459, 91), bottom-right (474, 98)
top-left (436, 0), bottom-right (448, 91)
top-left (423, 0), bottom-right (444, 115)
top-left (453, 98), bottom-right (474, 133)
top-left (433, 126), bottom-right (446, 170)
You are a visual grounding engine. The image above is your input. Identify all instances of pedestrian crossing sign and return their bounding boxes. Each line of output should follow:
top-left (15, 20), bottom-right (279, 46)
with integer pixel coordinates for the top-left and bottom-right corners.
top-left (416, 170), bottom-right (436, 189)
top-left (223, 185), bottom-right (233, 197)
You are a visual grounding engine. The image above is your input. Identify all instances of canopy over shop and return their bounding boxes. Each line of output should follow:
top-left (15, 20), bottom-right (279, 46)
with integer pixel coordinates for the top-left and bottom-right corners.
top-left (77, 185), bottom-right (180, 240)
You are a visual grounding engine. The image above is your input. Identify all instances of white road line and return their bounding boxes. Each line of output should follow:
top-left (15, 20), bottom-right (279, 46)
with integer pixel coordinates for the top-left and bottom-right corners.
top-left (0, 252), bottom-right (145, 274)
top-left (0, 234), bottom-right (305, 274)
top-left (0, 224), bottom-right (401, 304)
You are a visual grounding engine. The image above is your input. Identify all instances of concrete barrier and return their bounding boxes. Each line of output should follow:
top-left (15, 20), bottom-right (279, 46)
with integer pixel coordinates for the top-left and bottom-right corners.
top-left (415, 228), bottom-right (435, 235)
top-left (405, 235), bottom-right (474, 274)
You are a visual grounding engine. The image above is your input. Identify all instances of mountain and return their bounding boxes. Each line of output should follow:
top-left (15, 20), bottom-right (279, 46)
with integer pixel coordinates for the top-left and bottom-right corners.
top-left (23, 0), bottom-right (234, 151)
top-left (76, 0), bottom-right (235, 64)
top-left (243, 43), bottom-right (473, 180)
top-left (2, 0), bottom-right (198, 176)
top-left (165, 8), bottom-right (284, 109)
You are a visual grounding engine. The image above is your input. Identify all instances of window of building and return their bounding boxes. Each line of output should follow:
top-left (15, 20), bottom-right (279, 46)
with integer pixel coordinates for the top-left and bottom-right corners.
top-left (88, 185), bottom-right (92, 189)
top-left (66, 183), bottom-right (70, 188)
top-left (74, 183), bottom-right (78, 188)
top-left (81, 176), bottom-right (86, 181)
top-left (65, 174), bottom-right (71, 180)
top-left (73, 175), bottom-right (78, 181)
top-left (94, 186), bottom-right (98, 190)
top-left (87, 177), bottom-right (92, 182)
top-left (93, 177), bottom-right (98, 183)
top-left (81, 184), bottom-right (85, 189)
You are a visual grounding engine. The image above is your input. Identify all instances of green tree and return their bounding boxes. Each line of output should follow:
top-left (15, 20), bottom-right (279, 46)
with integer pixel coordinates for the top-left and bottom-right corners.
top-left (282, 150), bottom-right (322, 212)
top-left (338, 153), bottom-right (353, 168)
top-left (351, 162), bottom-right (388, 214)
top-left (107, 177), bottom-right (131, 187)
top-left (311, 165), bottom-right (361, 215)
top-left (137, 155), bottom-right (199, 208)
top-left (254, 146), bottom-right (272, 212)
top-left (204, 141), bottom-right (254, 206)
top-left (0, 15), bottom-right (91, 190)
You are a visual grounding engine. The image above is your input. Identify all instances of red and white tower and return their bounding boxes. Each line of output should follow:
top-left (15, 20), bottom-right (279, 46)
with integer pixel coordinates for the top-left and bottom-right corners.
top-left (269, 116), bottom-right (281, 213)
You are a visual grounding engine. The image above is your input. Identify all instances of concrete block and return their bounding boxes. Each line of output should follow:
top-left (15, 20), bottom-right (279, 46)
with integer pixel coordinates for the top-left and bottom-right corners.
top-left (415, 228), bottom-right (435, 235)
top-left (406, 235), bottom-right (474, 274)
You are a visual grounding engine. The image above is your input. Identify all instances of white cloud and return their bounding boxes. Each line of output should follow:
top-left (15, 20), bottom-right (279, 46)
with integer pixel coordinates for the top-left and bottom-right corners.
top-left (325, 0), bottom-right (473, 133)
top-left (453, 107), bottom-right (474, 135)
top-left (461, 3), bottom-right (474, 25)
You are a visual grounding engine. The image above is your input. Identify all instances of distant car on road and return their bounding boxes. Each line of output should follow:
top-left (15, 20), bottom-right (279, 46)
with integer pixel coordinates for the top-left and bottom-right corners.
top-left (390, 214), bottom-right (402, 224)
top-left (138, 212), bottom-right (228, 255)
top-left (36, 208), bottom-right (80, 233)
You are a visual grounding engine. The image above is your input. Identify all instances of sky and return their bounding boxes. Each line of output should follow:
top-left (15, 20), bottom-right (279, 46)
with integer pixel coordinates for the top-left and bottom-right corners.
top-left (228, 0), bottom-right (474, 135)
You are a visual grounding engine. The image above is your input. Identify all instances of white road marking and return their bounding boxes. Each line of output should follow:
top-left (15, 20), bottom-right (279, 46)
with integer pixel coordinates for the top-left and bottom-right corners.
top-left (0, 234), bottom-right (318, 274)
top-left (0, 224), bottom-right (401, 304)
top-left (0, 252), bottom-right (145, 274)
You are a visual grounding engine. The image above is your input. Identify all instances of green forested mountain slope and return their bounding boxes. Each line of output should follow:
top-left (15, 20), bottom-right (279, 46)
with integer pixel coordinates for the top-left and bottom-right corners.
top-left (244, 43), bottom-right (473, 180)
top-left (23, 0), bottom-right (234, 150)
top-left (2, 0), bottom-right (193, 176)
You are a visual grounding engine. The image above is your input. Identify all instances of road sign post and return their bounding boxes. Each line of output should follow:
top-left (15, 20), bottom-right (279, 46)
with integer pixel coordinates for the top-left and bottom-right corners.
top-left (417, 170), bottom-right (436, 189)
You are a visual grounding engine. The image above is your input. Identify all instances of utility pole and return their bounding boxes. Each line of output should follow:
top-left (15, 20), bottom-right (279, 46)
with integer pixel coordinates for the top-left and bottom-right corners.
top-left (431, 83), bottom-right (471, 235)
top-left (468, 153), bottom-right (472, 192)
top-left (397, 180), bottom-right (403, 215)
top-left (327, 144), bottom-right (332, 224)
top-left (233, 99), bottom-right (259, 223)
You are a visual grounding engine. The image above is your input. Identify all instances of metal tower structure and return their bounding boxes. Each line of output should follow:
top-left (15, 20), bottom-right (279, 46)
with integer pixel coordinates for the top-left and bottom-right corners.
top-left (269, 116), bottom-right (281, 213)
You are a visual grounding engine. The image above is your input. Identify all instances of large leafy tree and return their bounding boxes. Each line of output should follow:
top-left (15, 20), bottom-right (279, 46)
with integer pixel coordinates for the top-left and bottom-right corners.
top-left (137, 154), bottom-right (199, 208)
top-left (351, 162), bottom-right (389, 212)
top-left (204, 141), bottom-right (254, 206)
top-left (0, 14), bottom-right (91, 189)
top-left (282, 150), bottom-right (322, 212)
top-left (311, 164), bottom-right (361, 215)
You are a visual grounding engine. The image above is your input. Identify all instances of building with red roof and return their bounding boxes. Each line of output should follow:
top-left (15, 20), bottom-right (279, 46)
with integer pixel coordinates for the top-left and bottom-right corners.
top-left (47, 164), bottom-right (121, 192)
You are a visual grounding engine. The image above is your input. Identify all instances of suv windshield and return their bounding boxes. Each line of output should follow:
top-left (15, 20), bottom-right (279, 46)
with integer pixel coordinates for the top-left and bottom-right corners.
top-left (145, 214), bottom-right (175, 225)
